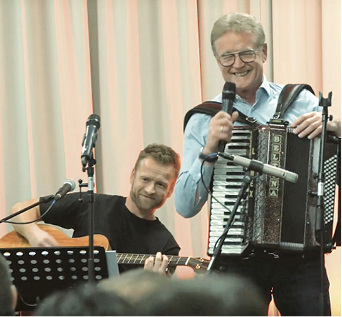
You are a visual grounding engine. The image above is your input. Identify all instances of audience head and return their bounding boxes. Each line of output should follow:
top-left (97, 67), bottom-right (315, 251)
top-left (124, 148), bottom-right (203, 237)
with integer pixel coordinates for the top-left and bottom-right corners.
top-left (135, 273), bottom-right (268, 316)
top-left (0, 253), bottom-right (17, 315)
top-left (99, 268), bottom-right (171, 304)
top-left (33, 282), bottom-right (133, 316)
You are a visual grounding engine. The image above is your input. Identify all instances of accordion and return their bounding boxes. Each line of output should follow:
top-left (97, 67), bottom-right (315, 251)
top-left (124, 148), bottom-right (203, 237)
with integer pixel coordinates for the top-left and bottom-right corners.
top-left (208, 123), bottom-right (340, 256)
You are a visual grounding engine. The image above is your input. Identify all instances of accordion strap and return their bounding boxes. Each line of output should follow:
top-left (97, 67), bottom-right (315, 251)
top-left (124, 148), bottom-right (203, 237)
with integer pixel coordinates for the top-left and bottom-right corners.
top-left (184, 84), bottom-right (315, 130)
top-left (183, 101), bottom-right (259, 131)
top-left (273, 84), bottom-right (315, 119)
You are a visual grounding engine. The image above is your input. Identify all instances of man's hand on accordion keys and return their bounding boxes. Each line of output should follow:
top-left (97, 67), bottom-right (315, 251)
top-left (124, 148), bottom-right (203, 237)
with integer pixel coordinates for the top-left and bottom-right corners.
top-left (292, 111), bottom-right (341, 139)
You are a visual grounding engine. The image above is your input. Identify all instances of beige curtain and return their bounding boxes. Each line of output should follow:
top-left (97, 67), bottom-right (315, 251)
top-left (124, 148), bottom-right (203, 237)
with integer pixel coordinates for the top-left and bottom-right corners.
top-left (0, 0), bottom-right (340, 315)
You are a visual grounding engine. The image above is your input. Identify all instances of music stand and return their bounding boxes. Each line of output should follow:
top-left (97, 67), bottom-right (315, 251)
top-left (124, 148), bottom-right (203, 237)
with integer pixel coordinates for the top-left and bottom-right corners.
top-left (0, 246), bottom-right (109, 311)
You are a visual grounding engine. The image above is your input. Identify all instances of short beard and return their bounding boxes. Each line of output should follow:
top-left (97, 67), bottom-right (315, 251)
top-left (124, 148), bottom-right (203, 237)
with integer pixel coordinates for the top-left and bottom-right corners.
top-left (129, 190), bottom-right (163, 213)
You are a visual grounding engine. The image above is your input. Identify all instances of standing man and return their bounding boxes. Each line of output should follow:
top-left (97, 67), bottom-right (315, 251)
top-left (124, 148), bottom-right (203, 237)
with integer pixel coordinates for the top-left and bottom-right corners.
top-left (175, 12), bottom-right (340, 316)
top-left (11, 143), bottom-right (181, 274)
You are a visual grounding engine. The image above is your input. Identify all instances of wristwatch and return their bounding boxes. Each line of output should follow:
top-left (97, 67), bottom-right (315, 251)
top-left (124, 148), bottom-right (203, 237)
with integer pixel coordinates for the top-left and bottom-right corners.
top-left (198, 147), bottom-right (218, 163)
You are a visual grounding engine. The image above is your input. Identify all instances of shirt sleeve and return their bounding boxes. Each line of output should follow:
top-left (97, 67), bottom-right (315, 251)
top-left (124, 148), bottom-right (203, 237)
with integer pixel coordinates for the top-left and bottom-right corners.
top-left (40, 193), bottom-right (83, 228)
top-left (174, 113), bottom-right (215, 218)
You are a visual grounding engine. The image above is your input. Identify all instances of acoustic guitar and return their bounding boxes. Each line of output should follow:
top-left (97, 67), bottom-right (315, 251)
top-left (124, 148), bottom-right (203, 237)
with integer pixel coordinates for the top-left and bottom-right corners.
top-left (0, 225), bottom-right (209, 274)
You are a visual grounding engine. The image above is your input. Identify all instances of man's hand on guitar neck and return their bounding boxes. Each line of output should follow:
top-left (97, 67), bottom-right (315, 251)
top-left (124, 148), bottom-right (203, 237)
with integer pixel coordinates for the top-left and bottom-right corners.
top-left (144, 252), bottom-right (170, 276)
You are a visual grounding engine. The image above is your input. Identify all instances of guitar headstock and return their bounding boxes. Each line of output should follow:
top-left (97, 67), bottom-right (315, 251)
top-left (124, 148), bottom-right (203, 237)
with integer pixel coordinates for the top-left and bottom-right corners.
top-left (187, 257), bottom-right (209, 274)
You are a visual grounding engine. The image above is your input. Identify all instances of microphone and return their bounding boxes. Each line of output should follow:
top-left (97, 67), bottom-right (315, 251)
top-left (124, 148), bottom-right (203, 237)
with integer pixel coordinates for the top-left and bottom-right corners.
top-left (54, 179), bottom-right (76, 201)
top-left (218, 82), bottom-right (236, 153)
top-left (218, 153), bottom-right (298, 183)
top-left (222, 81), bottom-right (236, 114)
top-left (81, 114), bottom-right (100, 167)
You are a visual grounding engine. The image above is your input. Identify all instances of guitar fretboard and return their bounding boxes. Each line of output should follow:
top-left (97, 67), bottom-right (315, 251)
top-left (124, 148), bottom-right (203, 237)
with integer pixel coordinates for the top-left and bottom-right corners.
top-left (116, 253), bottom-right (190, 267)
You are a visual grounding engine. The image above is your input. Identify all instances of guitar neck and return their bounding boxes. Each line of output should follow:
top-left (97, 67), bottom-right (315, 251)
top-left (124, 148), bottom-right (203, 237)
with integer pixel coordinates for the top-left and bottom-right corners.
top-left (116, 253), bottom-right (190, 267)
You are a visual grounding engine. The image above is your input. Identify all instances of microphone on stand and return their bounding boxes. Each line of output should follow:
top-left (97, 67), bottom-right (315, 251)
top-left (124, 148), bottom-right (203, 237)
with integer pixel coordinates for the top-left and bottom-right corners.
top-left (218, 82), bottom-right (236, 153)
top-left (0, 179), bottom-right (77, 224)
top-left (218, 152), bottom-right (298, 183)
top-left (80, 115), bottom-right (100, 282)
top-left (81, 114), bottom-right (101, 168)
top-left (53, 179), bottom-right (76, 201)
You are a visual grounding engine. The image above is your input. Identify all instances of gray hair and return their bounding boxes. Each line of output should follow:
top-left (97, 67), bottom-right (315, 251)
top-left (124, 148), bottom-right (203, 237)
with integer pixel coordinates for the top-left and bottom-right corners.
top-left (211, 12), bottom-right (265, 56)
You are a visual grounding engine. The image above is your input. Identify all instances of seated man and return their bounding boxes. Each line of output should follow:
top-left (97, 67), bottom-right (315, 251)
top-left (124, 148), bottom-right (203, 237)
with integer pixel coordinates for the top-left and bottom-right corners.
top-left (11, 143), bottom-right (181, 274)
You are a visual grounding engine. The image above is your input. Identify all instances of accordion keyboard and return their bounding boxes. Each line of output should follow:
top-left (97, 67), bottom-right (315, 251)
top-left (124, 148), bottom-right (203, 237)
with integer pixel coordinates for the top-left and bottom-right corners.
top-left (208, 128), bottom-right (254, 255)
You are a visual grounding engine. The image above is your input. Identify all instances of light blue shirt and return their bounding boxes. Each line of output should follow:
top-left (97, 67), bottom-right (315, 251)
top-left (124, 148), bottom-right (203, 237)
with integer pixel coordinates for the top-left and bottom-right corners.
top-left (174, 77), bottom-right (320, 218)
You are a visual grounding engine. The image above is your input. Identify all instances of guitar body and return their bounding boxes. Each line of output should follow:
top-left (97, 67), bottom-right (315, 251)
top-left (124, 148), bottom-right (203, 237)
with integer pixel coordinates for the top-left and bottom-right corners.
top-left (0, 224), bottom-right (110, 250)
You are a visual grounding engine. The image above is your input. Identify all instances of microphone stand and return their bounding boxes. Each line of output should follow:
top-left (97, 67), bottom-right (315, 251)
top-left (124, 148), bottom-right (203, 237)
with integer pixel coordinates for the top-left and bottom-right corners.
top-left (0, 195), bottom-right (54, 224)
top-left (207, 175), bottom-right (252, 272)
top-left (82, 154), bottom-right (96, 283)
top-left (316, 91), bottom-right (332, 316)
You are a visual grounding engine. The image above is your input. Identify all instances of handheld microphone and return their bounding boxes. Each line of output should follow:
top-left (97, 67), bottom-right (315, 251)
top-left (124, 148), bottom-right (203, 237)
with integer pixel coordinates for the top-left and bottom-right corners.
top-left (54, 179), bottom-right (76, 201)
top-left (81, 114), bottom-right (100, 167)
top-left (218, 82), bottom-right (236, 153)
top-left (219, 153), bottom-right (298, 183)
top-left (222, 81), bottom-right (236, 114)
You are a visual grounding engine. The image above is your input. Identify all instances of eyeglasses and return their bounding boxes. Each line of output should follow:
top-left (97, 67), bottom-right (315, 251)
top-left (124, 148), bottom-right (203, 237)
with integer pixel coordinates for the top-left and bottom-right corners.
top-left (218, 48), bottom-right (260, 67)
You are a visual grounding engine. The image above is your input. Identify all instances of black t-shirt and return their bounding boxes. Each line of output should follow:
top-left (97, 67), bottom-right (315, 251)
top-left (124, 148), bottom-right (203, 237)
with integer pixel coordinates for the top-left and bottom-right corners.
top-left (40, 193), bottom-right (180, 272)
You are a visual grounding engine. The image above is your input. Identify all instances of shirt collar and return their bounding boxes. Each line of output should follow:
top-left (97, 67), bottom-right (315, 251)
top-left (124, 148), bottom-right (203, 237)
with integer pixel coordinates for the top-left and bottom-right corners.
top-left (258, 75), bottom-right (271, 96)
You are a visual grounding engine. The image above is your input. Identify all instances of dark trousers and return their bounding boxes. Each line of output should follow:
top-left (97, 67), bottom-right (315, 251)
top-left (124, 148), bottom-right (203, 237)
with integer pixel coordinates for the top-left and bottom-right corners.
top-left (214, 253), bottom-right (331, 316)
